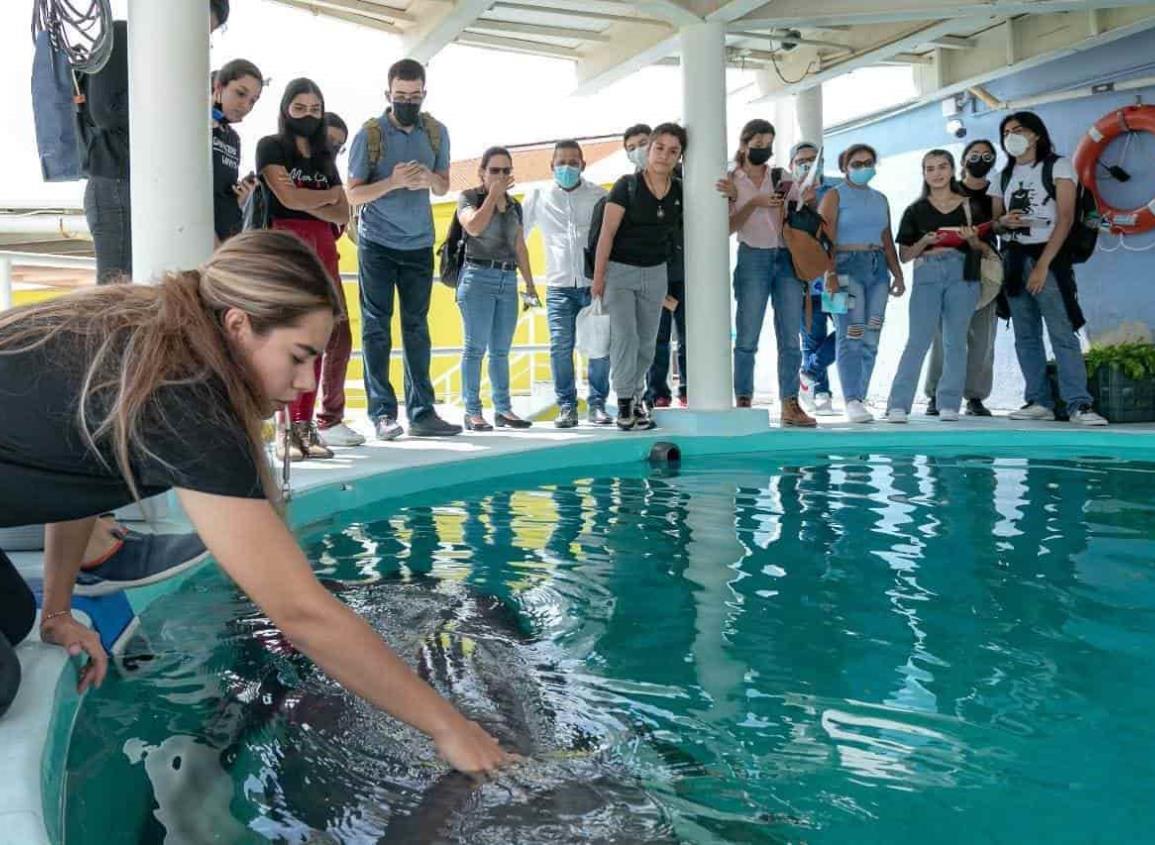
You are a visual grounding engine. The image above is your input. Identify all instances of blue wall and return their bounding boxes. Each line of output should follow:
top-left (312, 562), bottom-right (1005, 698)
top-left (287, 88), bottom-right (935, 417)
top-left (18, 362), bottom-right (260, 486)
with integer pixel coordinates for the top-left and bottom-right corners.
top-left (826, 27), bottom-right (1155, 339)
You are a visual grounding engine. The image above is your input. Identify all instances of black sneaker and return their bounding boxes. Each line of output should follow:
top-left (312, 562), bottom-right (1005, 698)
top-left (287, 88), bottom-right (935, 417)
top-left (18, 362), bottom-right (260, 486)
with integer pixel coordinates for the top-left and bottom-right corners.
top-left (555, 406), bottom-right (579, 429)
top-left (616, 399), bottom-right (636, 431)
top-left (633, 401), bottom-right (656, 431)
top-left (925, 397), bottom-right (939, 416)
top-left (965, 398), bottom-right (993, 417)
top-left (409, 414), bottom-right (463, 437)
top-left (588, 404), bottom-right (612, 425)
top-left (375, 417), bottom-right (404, 441)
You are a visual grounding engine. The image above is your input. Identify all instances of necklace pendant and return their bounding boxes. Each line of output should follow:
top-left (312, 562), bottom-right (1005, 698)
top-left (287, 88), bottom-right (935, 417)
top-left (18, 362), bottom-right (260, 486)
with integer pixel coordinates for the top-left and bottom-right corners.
top-left (657, 206), bottom-right (666, 220)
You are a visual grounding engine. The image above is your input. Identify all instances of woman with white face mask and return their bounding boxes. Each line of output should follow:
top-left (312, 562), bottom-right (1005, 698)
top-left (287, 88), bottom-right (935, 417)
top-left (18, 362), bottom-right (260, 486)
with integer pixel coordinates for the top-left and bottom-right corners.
top-left (989, 111), bottom-right (1107, 426)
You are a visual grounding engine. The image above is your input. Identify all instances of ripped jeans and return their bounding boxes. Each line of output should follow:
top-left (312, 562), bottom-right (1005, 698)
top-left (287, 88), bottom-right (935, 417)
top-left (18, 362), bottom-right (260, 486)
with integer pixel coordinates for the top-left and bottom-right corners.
top-left (834, 250), bottom-right (892, 403)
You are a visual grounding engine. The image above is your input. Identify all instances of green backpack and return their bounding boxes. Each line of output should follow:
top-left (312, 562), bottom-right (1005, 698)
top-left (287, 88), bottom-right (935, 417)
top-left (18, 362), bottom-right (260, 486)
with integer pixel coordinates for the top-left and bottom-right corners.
top-left (347, 112), bottom-right (444, 244)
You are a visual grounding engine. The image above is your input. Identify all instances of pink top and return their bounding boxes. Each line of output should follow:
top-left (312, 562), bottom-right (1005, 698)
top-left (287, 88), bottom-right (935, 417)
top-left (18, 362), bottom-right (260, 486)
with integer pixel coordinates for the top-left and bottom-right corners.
top-left (732, 167), bottom-right (794, 249)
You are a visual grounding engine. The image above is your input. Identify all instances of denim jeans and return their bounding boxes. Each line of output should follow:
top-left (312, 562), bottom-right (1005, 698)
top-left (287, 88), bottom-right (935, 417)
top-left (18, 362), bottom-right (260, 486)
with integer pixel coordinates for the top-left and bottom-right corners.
top-left (83, 176), bottom-right (132, 284)
top-left (645, 277), bottom-right (687, 403)
top-left (887, 251), bottom-right (979, 414)
top-left (1008, 257), bottom-right (1092, 414)
top-left (800, 294), bottom-right (837, 395)
top-left (456, 265), bottom-right (519, 417)
top-left (834, 250), bottom-right (892, 403)
top-left (358, 239), bottom-right (437, 423)
top-left (924, 298), bottom-right (997, 402)
top-left (547, 287), bottom-right (610, 410)
top-left (733, 245), bottom-right (805, 400)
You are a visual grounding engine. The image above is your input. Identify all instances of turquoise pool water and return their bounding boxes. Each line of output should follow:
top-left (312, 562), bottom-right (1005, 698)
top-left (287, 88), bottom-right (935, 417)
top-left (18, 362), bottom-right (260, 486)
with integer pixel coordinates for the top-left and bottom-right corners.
top-left (63, 449), bottom-right (1155, 843)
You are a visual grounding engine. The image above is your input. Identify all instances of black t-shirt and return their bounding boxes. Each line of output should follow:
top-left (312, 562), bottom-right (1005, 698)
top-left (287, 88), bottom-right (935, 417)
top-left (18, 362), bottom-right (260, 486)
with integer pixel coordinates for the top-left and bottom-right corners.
top-left (77, 20), bottom-right (129, 180)
top-left (213, 122), bottom-right (243, 241)
top-left (255, 135), bottom-right (342, 222)
top-left (896, 196), bottom-right (994, 250)
top-left (962, 182), bottom-right (994, 221)
top-left (608, 174), bottom-right (684, 267)
top-left (0, 328), bottom-right (264, 528)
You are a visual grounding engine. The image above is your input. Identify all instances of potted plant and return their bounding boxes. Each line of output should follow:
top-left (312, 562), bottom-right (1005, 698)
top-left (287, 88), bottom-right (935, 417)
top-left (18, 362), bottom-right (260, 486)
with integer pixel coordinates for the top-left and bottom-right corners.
top-left (1084, 340), bottom-right (1155, 423)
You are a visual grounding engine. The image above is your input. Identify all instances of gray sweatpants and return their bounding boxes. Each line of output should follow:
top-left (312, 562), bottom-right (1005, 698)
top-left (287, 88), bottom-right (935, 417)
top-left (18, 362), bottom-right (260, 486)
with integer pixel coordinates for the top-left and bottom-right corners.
top-left (924, 297), bottom-right (998, 402)
top-left (605, 261), bottom-right (668, 399)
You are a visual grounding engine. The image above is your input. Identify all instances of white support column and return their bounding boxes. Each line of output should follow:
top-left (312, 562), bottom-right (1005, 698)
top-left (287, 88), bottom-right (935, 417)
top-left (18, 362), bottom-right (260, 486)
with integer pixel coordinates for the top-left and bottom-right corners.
top-left (794, 84), bottom-right (823, 148)
top-left (0, 255), bottom-right (12, 311)
top-left (128, 0), bottom-right (213, 283)
top-left (680, 22), bottom-right (733, 414)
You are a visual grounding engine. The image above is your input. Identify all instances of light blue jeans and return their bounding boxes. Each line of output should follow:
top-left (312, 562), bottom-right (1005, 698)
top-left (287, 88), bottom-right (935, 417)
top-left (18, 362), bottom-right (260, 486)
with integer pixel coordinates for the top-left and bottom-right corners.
top-left (834, 250), bottom-right (892, 403)
top-left (456, 264), bottom-right (519, 417)
top-left (887, 251), bottom-right (979, 414)
top-left (547, 287), bottom-right (610, 410)
top-left (1008, 257), bottom-right (1093, 414)
top-left (733, 245), bottom-right (805, 400)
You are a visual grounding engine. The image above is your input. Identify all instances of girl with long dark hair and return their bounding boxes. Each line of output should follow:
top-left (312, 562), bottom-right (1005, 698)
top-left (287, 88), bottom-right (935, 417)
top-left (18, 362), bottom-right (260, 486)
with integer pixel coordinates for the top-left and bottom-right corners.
top-left (257, 78), bottom-right (359, 458)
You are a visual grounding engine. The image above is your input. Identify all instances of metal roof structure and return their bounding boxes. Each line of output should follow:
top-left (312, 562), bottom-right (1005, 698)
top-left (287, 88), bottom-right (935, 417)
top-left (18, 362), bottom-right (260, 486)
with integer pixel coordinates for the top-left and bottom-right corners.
top-left (267, 0), bottom-right (1155, 104)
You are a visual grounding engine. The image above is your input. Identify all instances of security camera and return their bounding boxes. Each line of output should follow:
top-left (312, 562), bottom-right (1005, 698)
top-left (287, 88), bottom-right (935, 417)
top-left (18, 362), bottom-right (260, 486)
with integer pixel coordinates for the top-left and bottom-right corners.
top-left (779, 29), bottom-right (802, 51)
top-left (946, 117), bottom-right (967, 139)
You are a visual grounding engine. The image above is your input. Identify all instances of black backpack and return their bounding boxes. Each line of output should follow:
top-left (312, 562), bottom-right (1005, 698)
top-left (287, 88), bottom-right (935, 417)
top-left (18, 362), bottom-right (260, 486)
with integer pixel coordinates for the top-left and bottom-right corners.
top-left (437, 191), bottom-right (522, 288)
top-left (584, 174), bottom-right (638, 279)
top-left (1000, 156), bottom-right (1099, 264)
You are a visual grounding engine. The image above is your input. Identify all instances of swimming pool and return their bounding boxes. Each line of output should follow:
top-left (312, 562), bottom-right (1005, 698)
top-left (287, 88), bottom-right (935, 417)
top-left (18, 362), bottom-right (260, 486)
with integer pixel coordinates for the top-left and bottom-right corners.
top-left (57, 443), bottom-right (1155, 843)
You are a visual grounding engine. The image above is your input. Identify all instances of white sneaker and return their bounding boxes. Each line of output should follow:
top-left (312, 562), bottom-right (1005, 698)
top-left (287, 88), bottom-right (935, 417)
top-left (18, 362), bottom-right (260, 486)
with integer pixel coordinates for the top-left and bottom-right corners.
top-left (939, 408), bottom-right (960, 421)
top-left (846, 400), bottom-right (874, 423)
top-left (1009, 403), bottom-right (1056, 421)
top-left (814, 392), bottom-right (836, 416)
top-left (886, 408), bottom-right (908, 424)
top-left (319, 422), bottom-right (366, 447)
top-left (1071, 405), bottom-right (1109, 426)
top-left (799, 372), bottom-right (818, 412)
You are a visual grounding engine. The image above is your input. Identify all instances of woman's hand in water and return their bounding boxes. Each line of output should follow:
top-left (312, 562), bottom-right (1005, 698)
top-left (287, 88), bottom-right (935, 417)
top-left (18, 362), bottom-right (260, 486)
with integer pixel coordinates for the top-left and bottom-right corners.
top-left (433, 717), bottom-right (515, 775)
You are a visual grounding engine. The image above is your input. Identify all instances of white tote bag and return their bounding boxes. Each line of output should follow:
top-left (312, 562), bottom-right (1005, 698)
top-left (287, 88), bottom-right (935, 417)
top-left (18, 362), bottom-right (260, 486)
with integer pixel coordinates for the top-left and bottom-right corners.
top-left (576, 296), bottom-right (611, 359)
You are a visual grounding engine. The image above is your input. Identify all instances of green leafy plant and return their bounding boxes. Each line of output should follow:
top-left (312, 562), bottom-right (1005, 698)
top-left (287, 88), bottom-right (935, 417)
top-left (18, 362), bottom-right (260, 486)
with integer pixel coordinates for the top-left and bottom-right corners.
top-left (1085, 342), bottom-right (1155, 381)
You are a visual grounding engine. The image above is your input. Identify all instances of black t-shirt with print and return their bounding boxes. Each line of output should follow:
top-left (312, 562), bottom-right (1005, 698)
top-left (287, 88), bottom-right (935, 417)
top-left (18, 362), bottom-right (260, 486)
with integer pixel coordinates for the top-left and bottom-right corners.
top-left (0, 328), bottom-right (264, 528)
top-left (255, 135), bottom-right (342, 222)
top-left (608, 174), bottom-right (684, 267)
top-left (213, 122), bottom-right (243, 241)
top-left (896, 197), bottom-right (994, 250)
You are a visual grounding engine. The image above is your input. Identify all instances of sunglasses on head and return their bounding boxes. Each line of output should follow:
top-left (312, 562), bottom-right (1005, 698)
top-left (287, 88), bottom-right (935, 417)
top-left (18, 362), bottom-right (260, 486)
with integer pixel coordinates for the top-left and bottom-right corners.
top-left (487, 167), bottom-right (512, 175)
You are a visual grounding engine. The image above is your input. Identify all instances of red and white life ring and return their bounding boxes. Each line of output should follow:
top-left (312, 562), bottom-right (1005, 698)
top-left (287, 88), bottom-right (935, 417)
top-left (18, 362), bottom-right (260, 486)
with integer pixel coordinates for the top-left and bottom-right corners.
top-left (1073, 104), bottom-right (1155, 236)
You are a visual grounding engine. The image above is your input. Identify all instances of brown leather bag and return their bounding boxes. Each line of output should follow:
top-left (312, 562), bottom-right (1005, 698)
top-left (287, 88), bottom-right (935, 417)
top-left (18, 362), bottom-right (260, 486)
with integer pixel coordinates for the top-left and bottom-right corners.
top-left (782, 202), bottom-right (834, 329)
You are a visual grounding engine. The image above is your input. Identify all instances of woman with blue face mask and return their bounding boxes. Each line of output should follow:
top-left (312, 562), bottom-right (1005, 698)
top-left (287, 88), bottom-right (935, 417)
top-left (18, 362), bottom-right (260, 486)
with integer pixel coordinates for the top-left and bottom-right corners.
top-left (817, 144), bottom-right (905, 423)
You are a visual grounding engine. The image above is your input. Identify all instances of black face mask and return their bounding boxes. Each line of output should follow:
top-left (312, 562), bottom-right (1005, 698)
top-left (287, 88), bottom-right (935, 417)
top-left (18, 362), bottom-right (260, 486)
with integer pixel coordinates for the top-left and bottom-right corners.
top-left (966, 158), bottom-right (994, 178)
top-left (747, 146), bottom-right (772, 166)
top-left (286, 115), bottom-right (321, 138)
top-left (393, 102), bottom-right (421, 127)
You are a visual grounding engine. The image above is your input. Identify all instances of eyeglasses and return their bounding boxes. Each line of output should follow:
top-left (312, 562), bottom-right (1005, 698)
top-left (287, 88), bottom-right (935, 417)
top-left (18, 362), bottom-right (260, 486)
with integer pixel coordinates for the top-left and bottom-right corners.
top-left (391, 93), bottom-right (425, 105)
top-left (967, 153), bottom-right (996, 163)
top-left (487, 167), bottom-right (512, 175)
top-left (288, 104), bottom-right (323, 117)
top-left (847, 160), bottom-right (875, 170)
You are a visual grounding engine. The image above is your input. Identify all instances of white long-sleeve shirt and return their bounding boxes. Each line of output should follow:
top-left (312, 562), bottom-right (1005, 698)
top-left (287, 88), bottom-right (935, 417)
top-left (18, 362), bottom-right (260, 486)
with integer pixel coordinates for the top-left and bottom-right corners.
top-left (522, 179), bottom-right (608, 288)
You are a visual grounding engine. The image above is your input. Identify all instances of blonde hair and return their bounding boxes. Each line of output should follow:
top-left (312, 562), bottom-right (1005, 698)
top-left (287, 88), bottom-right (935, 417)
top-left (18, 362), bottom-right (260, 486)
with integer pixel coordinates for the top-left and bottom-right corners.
top-left (0, 230), bottom-right (342, 507)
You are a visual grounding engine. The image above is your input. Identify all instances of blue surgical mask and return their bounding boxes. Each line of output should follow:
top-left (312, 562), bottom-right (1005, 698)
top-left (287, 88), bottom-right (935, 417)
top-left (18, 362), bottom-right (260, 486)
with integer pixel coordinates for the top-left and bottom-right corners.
top-left (848, 166), bottom-right (876, 186)
top-left (554, 164), bottom-right (581, 190)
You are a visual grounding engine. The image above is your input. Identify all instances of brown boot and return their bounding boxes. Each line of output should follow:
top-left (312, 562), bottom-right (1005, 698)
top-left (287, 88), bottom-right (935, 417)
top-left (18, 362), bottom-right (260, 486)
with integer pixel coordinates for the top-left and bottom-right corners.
top-left (295, 421), bottom-right (335, 459)
top-left (781, 397), bottom-right (817, 428)
top-left (275, 423), bottom-right (306, 462)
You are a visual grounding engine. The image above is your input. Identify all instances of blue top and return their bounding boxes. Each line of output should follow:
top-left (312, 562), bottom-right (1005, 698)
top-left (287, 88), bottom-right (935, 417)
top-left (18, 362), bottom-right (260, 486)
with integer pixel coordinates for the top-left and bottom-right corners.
top-left (348, 111), bottom-right (451, 251)
top-left (833, 180), bottom-right (890, 247)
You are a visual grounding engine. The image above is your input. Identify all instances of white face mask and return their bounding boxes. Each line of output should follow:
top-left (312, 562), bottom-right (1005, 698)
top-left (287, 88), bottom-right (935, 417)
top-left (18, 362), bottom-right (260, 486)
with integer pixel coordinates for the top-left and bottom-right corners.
top-left (1004, 132), bottom-right (1031, 158)
top-left (628, 146), bottom-right (649, 170)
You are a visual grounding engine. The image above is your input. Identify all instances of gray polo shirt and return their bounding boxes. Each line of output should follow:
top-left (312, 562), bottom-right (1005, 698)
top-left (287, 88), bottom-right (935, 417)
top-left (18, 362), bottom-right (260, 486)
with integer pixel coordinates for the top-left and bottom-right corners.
top-left (348, 111), bottom-right (450, 252)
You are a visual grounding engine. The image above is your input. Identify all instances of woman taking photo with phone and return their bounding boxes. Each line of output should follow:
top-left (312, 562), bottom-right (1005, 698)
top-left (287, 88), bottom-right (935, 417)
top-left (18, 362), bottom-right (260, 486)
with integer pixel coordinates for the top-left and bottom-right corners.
top-left (0, 231), bottom-right (512, 774)
top-left (818, 144), bottom-right (905, 423)
top-left (885, 148), bottom-right (995, 423)
top-left (258, 78), bottom-right (359, 458)
top-left (715, 119), bottom-right (815, 426)
top-left (455, 147), bottom-right (539, 431)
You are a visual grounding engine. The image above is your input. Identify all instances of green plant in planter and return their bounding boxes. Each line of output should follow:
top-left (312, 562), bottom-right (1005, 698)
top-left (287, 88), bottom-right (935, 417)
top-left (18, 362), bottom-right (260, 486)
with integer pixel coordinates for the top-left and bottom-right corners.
top-left (1084, 342), bottom-right (1155, 381)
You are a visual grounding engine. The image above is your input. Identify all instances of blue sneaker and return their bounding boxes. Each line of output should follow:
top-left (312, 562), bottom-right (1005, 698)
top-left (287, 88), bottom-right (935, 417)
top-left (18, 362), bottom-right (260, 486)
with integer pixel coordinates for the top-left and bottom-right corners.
top-left (74, 530), bottom-right (209, 596)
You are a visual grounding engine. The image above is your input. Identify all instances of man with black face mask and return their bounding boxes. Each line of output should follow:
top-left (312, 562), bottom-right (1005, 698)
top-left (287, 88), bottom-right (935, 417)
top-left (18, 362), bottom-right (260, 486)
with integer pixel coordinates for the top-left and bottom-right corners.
top-left (923, 139), bottom-right (1000, 417)
top-left (346, 59), bottom-right (460, 440)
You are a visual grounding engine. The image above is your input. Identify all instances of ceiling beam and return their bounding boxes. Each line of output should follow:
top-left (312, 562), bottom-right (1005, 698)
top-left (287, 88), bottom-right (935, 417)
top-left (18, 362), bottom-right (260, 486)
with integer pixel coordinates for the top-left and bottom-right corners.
top-left (286, 0), bottom-right (415, 24)
top-left (751, 17), bottom-right (982, 100)
top-left (735, 0), bottom-right (1155, 29)
top-left (492, 1), bottom-right (663, 25)
top-left (274, 0), bottom-right (404, 33)
top-left (470, 18), bottom-right (613, 42)
top-left (457, 31), bottom-right (580, 58)
top-left (635, 0), bottom-right (701, 27)
top-left (706, 0), bottom-right (776, 24)
top-left (401, 0), bottom-right (496, 63)
top-left (925, 34), bottom-right (975, 49)
top-left (729, 30), bottom-right (852, 50)
top-left (574, 28), bottom-right (681, 95)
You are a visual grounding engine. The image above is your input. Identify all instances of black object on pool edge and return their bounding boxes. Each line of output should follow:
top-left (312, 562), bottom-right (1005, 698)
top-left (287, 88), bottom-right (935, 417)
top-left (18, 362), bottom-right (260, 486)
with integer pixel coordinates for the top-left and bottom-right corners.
top-left (649, 442), bottom-right (681, 464)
